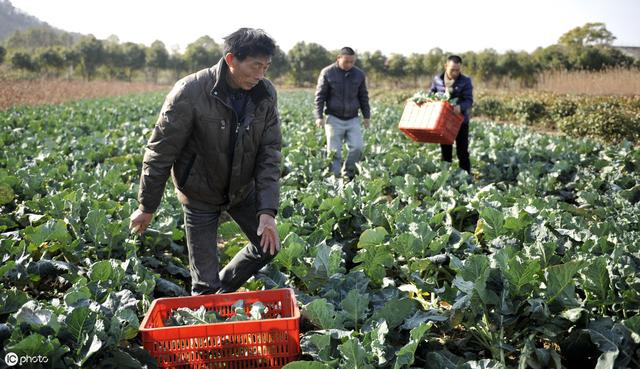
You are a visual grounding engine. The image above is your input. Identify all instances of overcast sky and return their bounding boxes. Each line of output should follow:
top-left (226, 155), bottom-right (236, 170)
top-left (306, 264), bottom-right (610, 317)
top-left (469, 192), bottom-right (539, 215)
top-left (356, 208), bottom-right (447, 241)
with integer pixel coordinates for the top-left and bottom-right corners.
top-left (9, 0), bottom-right (640, 55)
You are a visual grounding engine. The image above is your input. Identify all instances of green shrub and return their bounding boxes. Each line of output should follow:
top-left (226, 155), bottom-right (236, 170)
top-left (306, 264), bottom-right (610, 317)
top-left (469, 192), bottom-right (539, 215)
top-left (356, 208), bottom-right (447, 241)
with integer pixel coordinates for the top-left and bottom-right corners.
top-left (510, 98), bottom-right (547, 125)
top-left (473, 97), bottom-right (506, 119)
top-left (549, 99), bottom-right (578, 120)
top-left (559, 105), bottom-right (640, 143)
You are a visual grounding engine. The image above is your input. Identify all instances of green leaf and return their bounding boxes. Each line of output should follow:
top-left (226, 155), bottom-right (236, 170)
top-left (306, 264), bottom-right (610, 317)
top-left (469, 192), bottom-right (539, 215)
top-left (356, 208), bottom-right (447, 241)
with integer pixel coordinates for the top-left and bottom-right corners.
top-left (114, 308), bottom-right (140, 340)
top-left (479, 206), bottom-right (504, 236)
top-left (338, 337), bottom-right (373, 369)
top-left (23, 219), bottom-right (71, 247)
top-left (394, 322), bottom-right (432, 369)
top-left (14, 301), bottom-right (61, 334)
top-left (424, 350), bottom-right (465, 369)
top-left (303, 299), bottom-right (343, 330)
top-left (64, 281), bottom-right (92, 306)
top-left (89, 260), bottom-right (113, 282)
top-left (85, 208), bottom-right (108, 244)
top-left (502, 256), bottom-right (541, 297)
top-left (0, 289), bottom-right (29, 315)
top-left (77, 333), bottom-right (102, 366)
top-left (7, 333), bottom-right (55, 357)
top-left (357, 227), bottom-right (388, 249)
top-left (282, 361), bottom-right (331, 369)
top-left (369, 298), bottom-right (416, 329)
top-left (366, 320), bottom-right (389, 366)
top-left (544, 260), bottom-right (586, 305)
top-left (353, 246), bottom-right (394, 286)
top-left (63, 306), bottom-right (96, 345)
top-left (0, 260), bottom-right (16, 278)
top-left (275, 232), bottom-right (307, 270)
top-left (580, 256), bottom-right (611, 305)
top-left (340, 289), bottom-right (370, 329)
top-left (0, 183), bottom-right (15, 205)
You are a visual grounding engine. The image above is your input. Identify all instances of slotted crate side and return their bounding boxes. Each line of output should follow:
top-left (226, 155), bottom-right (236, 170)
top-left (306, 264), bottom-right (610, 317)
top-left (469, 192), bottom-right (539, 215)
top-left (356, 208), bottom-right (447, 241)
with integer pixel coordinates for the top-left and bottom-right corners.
top-left (139, 288), bottom-right (300, 369)
top-left (399, 100), bottom-right (463, 144)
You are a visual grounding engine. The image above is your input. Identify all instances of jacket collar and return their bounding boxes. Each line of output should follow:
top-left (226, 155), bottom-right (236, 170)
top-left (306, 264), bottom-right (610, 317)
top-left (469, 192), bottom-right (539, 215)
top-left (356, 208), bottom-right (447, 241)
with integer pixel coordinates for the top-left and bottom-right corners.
top-left (209, 58), bottom-right (271, 105)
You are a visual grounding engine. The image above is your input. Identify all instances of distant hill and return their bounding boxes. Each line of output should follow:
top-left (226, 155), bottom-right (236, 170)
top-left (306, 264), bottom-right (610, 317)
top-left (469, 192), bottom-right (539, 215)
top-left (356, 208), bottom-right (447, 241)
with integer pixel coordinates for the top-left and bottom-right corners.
top-left (0, 0), bottom-right (52, 41)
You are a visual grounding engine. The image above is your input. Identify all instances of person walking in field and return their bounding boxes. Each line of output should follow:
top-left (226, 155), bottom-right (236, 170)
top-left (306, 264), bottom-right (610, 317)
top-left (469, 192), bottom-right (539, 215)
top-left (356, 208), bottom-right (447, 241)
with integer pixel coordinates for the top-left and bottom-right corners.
top-left (314, 47), bottom-right (371, 180)
top-left (129, 28), bottom-right (282, 295)
top-left (429, 55), bottom-right (474, 174)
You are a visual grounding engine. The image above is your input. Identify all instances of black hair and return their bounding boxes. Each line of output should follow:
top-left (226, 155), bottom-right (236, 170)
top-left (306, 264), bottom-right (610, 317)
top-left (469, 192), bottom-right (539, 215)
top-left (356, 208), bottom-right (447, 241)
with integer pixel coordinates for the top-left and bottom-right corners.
top-left (223, 28), bottom-right (276, 61)
top-left (447, 55), bottom-right (463, 64)
top-left (340, 47), bottom-right (356, 56)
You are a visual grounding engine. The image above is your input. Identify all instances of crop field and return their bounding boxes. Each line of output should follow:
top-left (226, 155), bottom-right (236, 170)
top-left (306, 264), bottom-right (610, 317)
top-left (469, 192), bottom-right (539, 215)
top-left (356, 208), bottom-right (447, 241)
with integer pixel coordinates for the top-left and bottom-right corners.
top-left (0, 91), bottom-right (639, 368)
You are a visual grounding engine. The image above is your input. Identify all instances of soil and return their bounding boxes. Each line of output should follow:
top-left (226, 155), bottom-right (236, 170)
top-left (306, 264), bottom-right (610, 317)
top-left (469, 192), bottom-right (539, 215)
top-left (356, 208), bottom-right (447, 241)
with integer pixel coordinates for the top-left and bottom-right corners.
top-left (0, 79), bottom-right (170, 110)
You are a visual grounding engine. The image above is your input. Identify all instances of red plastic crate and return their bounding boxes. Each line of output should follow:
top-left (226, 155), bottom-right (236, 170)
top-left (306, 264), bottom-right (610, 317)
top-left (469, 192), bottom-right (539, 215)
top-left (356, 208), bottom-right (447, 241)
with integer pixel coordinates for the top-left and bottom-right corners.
top-left (139, 288), bottom-right (301, 369)
top-left (398, 100), bottom-right (464, 144)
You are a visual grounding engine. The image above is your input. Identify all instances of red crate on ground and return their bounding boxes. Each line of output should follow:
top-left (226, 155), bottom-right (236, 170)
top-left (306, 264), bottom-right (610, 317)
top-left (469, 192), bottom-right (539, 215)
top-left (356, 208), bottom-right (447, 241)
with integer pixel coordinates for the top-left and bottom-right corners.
top-left (139, 288), bottom-right (300, 369)
top-left (398, 100), bottom-right (464, 144)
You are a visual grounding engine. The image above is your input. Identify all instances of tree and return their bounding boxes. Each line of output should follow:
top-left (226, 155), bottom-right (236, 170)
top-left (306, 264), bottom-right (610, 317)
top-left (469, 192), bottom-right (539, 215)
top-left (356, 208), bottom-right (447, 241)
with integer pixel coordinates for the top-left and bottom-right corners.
top-left (386, 54), bottom-right (407, 86)
top-left (287, 41), bottom-right (331, 86)
top-left (405, 53), bottom-right (426, 87)
top-left (532, 45), bottom-right (573, 71)
top-left (103, 41), bottom-right (125, 79)
top-left (184, 36), bottom-right (222, 72)
top-left (76, 35), bottom-right (104, 80)
top-left (168, 52), bottom-right (187, 81)
top-left (267, 46), bottom-right (288, 80)
top-left (11, 52), bottom-right (36, 72)
top-left (474, 49), bottom-right (500, 84)
top-left (423, 48), bottom-right (445, 77)
top-left (0, 46), bottom-right (6, 65)
top-left (121, 42), bottom-right (146, 81)
top-left (147, 40), bottom-right (169, 83)
top-left (37, 47), bottom-right (65, 77)
top-left (559, 22), bottom-right (615, 48)
top-left (359, 50), bottom-right (387, 85)
top-left (63, 48), bottom-right (81, 80)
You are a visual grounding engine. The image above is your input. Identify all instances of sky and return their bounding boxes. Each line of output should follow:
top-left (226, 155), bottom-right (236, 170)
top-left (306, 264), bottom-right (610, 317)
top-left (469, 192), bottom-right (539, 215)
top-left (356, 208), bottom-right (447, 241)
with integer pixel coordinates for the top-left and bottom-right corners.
top-left (9, 0), bottom-right (640, 55)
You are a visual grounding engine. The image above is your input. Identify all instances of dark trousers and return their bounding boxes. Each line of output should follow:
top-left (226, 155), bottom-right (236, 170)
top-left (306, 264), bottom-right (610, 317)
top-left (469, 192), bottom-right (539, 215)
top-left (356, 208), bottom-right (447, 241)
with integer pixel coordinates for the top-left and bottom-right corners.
top-left (440, 122), bottom-right (471, 173)
top-left (182, 191), bottom-right (274, 295)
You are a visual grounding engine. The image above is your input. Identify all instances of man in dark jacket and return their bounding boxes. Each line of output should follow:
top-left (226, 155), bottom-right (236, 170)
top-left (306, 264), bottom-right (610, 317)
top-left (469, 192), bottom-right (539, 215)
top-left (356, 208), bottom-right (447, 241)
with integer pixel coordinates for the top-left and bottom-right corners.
top-left (315, 47), bottom-right (371, 179)
top-left (429, 55), bottom-right (473, 174)
top-left (129, 28), bottom-right (282, 295)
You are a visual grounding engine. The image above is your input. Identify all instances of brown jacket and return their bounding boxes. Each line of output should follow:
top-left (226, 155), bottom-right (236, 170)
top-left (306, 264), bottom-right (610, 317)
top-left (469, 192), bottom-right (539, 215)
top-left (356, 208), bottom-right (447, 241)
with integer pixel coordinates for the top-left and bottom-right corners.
top-left (138, 58), bottom-right (281, 216)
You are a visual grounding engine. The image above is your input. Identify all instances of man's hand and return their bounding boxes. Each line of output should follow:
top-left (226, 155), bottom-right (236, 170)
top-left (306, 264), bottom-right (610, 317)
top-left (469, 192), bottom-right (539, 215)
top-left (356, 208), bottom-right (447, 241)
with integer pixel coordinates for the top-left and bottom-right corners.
top-left (453, 105), bottom-right (462, 115)
top-left (129, 209), bottom-right (153, 234)
top-left (257, 214), bottom-right (280, 255)
top-left (315, 118), bottom-right (325, 128)
top-left (363, 118), bottom-right (370, 129)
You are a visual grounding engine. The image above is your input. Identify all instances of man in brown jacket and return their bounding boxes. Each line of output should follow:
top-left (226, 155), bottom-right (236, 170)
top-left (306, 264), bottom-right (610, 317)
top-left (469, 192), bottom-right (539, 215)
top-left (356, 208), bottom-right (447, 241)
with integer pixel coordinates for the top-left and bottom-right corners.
top-left (129, 28), bottom-right (282, 295)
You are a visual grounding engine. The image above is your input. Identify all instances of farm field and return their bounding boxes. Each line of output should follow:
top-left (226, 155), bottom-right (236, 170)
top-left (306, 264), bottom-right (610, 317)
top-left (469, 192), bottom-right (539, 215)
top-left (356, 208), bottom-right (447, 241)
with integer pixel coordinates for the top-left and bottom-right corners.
top-left (0, 90), bottom-right (639, 369)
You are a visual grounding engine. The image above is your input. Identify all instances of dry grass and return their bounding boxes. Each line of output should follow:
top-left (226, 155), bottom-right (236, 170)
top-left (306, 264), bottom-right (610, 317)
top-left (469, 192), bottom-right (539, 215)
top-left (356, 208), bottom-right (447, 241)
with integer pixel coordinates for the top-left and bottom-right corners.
top-left (0, 79), bottom-right (170, 110)
top-left (532, 68), bottom-right (640, 96)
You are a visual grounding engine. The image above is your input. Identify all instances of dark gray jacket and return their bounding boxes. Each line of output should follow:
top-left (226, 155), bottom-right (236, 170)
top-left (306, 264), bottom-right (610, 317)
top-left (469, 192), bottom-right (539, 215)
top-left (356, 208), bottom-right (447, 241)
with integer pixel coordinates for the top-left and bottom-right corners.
top-left (314, 63), bottom-right (370, 120)
top-left (138, 58), bottom-right (281, 216)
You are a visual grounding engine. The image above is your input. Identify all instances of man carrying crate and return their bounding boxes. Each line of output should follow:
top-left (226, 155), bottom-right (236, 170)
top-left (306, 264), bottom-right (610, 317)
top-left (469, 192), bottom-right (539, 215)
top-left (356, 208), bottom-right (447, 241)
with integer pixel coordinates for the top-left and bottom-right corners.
top-left (314, 47), bottom-right (371, 180)
top-left (129, 28), bottom-right (282, 295)
top-left (429, 55), bottom-right (474, 174)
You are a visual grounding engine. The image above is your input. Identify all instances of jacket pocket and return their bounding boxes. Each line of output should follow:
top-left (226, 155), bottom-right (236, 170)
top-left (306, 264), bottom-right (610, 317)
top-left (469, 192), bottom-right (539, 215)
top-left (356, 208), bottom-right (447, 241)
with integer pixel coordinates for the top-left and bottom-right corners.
top-left (178, 154), bottom-right (197, 188)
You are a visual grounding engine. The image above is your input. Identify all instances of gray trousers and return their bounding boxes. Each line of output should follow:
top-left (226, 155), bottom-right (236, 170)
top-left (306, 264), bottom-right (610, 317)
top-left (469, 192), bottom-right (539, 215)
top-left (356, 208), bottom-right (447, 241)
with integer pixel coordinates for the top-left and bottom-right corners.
top-left (183, 192), bottom-right (274, 295)
top-left (325, 115), bottom-right (364, 177)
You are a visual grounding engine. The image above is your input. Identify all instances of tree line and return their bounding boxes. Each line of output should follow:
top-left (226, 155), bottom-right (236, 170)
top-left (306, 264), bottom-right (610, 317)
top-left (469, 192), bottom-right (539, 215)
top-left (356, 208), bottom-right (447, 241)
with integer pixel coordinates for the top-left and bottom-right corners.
top-left (0, 22), bottom-right (637, 87)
